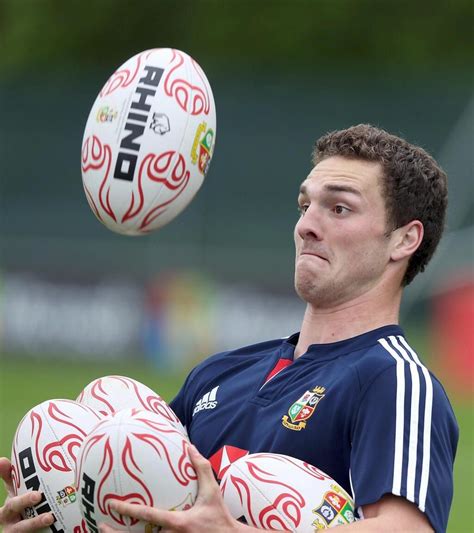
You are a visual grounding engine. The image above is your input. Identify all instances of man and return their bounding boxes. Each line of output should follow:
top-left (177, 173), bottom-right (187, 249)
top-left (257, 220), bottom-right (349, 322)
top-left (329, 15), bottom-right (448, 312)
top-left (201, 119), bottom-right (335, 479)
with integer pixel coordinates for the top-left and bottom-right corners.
top-left (0, 125), bottom-right (458, 532)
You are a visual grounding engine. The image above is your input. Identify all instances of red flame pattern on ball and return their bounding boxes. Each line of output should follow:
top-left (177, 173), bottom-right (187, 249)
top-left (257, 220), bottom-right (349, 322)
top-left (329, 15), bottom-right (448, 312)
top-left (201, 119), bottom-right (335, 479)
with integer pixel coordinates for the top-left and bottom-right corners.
top-left (131, 431), bottom-right (196, 487)
top-left (118, 151), bottom-right (191, 231)
top-left (222, 475), bottom-right (262, 529)
top-left (132, 408), bottom-right (182, 435)
top-left (11, 402), bottom-right (102, 496)
top-left (30, 402), bottom-right (95, 473)
top-left (140, 397), bottom-right (181, 426)
top-left (74, 432), bottom-right (106, 492)
top-left (222, 455), bottom-right (317, 530)
top-left (79, 376), bottom-right (181, 425)
top-left (82, 377), bottom-right (116, 416)
top-left (80, 425), bottom-right (196, 526)
top-left (102, 436), bottom-right (154, 527)
top-left (95, 435), bottom-right (150, 526)
top-left (131, 151), bottom-right (190, 230)
top-left (10, 462), bottom-right (19, 494)
top-left (100, 52), bottom-right (146, 97)
top-left (81, 135), bottom-right (116, 222)
top-left (164, 49), bottom-right (211, 116)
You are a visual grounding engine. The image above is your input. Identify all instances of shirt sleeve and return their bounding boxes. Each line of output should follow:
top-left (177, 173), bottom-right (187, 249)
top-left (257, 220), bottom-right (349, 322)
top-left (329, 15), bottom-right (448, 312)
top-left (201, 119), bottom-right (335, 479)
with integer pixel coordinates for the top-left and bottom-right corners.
top-left (169, 366), bottom-right (199, 430)
top-left (169, 384), bottom-right (186, 425)
top-left (350, 361), bottom-right (458, 533)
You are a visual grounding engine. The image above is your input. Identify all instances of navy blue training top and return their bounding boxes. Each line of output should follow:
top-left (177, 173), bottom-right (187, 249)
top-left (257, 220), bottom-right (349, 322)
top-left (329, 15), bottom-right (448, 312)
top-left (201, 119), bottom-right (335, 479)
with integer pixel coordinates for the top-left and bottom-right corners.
top-left (170, 325), bottom-right (458, 532)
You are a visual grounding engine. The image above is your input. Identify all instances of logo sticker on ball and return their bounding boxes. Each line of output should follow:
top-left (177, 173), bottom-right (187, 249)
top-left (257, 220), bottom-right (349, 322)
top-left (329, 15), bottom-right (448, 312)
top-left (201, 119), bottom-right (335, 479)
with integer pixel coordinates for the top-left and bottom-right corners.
top-left (56, 485), bottom-right (78, 507)
top-left (190, 121), bottom-right (215, 175)
top-left (150, 112), bottom-right (171, 135)
top-left (96, 106), bottom-right (119, 123)
top-left (311, 486), bottom-right (355, 528)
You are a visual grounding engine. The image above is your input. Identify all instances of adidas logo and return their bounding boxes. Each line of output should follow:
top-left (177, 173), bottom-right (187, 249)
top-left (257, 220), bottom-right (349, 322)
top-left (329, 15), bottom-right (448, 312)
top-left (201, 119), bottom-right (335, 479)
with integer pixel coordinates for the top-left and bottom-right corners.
top-left (193, 386), bottom-right (219, 416)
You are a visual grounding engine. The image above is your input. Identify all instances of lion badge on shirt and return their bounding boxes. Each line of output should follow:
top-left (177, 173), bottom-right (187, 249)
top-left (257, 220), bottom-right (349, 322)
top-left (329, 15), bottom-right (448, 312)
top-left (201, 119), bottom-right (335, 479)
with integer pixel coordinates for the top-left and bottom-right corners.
top-left (282, 386), bottom-right (326, 431)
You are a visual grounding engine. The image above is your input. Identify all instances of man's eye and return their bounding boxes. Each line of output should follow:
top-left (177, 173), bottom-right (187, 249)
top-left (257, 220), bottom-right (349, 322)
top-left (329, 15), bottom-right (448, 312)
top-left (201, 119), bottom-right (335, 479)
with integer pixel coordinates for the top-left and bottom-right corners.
top-left (333, 205), bottom-right (349, 215)
top-left (298, 204), bottom-right (308, 215)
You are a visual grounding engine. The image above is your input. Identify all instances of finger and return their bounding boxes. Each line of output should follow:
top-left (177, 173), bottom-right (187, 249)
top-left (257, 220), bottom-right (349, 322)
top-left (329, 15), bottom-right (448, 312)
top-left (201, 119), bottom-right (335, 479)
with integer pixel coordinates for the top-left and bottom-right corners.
top-left (0, 491), bottom-right (42, 522)
top-left (10, 512), bottom-right (54, 532)
top-left (109, 501), bottom-right (173, 528)
top-left (188, 445), bottom-right (214, 480)
top-left (0, 458), bottom-right (14, 495)
top-left (188, 445), bottom-right (218, 493)
top-left (99, 523), bottom-right (120, 533)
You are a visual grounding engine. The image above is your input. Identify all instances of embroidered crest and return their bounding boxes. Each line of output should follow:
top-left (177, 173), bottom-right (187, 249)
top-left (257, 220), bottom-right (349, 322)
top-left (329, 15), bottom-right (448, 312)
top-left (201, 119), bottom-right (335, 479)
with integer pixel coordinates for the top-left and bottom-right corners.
top-left (282, 386), bottom-right (326, 431)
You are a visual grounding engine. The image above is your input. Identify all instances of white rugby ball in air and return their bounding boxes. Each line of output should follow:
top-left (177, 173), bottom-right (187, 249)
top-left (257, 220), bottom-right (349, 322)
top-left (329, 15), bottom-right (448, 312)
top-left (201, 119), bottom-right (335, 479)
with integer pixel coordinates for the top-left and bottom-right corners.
top-left (10, 399), bottom-right (105, 532)
top-left (76, 408), bottom-right (197, 531)
top-left (220, 452), bottom-right (356, 531)
top-left (81, 47), bottom-right (216, 235)
top-left (76, 375), bottom-right (187, 436)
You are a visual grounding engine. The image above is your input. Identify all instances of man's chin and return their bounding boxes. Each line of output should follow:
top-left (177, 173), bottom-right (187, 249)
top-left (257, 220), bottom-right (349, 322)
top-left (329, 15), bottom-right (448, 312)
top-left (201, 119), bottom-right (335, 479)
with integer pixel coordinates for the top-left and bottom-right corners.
top-left (295, 274), bottom-right (337, 307)
top-left (294, 276), bottom-right (318, 302)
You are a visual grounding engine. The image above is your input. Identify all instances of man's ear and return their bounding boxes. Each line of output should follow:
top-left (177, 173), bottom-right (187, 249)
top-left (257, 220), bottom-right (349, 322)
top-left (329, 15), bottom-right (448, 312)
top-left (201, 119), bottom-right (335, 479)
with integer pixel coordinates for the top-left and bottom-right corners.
top-left (390, 220), bottom-right (424, 262)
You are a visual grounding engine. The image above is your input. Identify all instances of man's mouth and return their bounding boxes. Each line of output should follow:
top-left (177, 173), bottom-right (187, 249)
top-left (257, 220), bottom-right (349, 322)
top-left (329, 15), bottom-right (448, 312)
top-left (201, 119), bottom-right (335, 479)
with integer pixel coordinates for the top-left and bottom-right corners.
top-left (299, 250), bottom-right (329, 262)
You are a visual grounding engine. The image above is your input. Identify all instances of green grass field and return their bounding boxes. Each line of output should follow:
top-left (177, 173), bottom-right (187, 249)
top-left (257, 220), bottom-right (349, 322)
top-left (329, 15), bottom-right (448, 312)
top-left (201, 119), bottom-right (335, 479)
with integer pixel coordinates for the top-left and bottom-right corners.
top-left (0, 355), bottom-right (472, 532)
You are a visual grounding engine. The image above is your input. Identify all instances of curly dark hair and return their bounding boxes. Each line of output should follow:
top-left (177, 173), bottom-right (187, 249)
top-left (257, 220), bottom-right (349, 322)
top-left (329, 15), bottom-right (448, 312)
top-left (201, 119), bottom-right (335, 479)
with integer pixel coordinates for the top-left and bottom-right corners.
top-left (313, 124), bottom-right (448, 286)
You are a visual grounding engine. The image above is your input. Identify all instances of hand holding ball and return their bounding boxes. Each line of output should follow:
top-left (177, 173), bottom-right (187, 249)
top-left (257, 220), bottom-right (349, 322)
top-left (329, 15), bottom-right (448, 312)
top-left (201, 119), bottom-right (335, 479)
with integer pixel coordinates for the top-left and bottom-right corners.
top-left (10, 399), bottom-right (105, 532)
top-left (9, 377), bottom-right (190, 531)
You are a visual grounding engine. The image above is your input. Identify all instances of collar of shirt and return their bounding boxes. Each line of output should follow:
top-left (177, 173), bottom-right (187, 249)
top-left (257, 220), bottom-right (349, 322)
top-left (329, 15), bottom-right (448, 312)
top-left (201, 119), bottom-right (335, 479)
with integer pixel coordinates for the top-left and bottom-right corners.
top-left (282, 324), bottom-right (405, 362)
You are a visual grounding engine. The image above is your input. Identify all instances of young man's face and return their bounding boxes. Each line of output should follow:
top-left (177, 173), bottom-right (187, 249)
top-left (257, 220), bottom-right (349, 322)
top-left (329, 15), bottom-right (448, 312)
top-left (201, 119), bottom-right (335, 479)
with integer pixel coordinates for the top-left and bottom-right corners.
top-left (294, 155), bottom-right (396, 308)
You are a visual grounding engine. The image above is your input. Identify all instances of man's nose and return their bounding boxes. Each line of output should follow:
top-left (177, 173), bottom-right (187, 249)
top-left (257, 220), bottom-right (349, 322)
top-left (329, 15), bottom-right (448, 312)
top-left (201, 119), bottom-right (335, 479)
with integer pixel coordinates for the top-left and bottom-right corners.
top-left (295, 205), bottom-right (322, 241)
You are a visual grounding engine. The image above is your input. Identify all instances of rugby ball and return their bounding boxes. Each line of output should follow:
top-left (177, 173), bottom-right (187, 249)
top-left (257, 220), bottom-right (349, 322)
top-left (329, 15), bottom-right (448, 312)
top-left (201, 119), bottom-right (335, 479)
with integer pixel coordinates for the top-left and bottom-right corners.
top-left (76, 375), bottom-right (187, 436)
top-left (76, 408), bottom-right (197, 531)
top-left (220, 453), bottom-right (355, 531)
top-left (10, 399), bottom-right (105, 532)
top-left (81, 47), bottom-right (216, 235)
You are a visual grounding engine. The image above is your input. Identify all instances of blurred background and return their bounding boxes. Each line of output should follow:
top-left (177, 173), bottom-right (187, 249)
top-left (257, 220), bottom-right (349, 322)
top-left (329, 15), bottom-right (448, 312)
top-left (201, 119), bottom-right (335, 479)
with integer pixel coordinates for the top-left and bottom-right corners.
top-left (0, 0), bottom-right (472, 530)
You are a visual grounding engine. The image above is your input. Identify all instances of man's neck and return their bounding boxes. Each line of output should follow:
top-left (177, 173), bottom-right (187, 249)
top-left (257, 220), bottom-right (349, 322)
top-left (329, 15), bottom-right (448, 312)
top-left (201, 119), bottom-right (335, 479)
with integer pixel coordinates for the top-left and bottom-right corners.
top-left (294, 289), bottom-right (402, 358)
